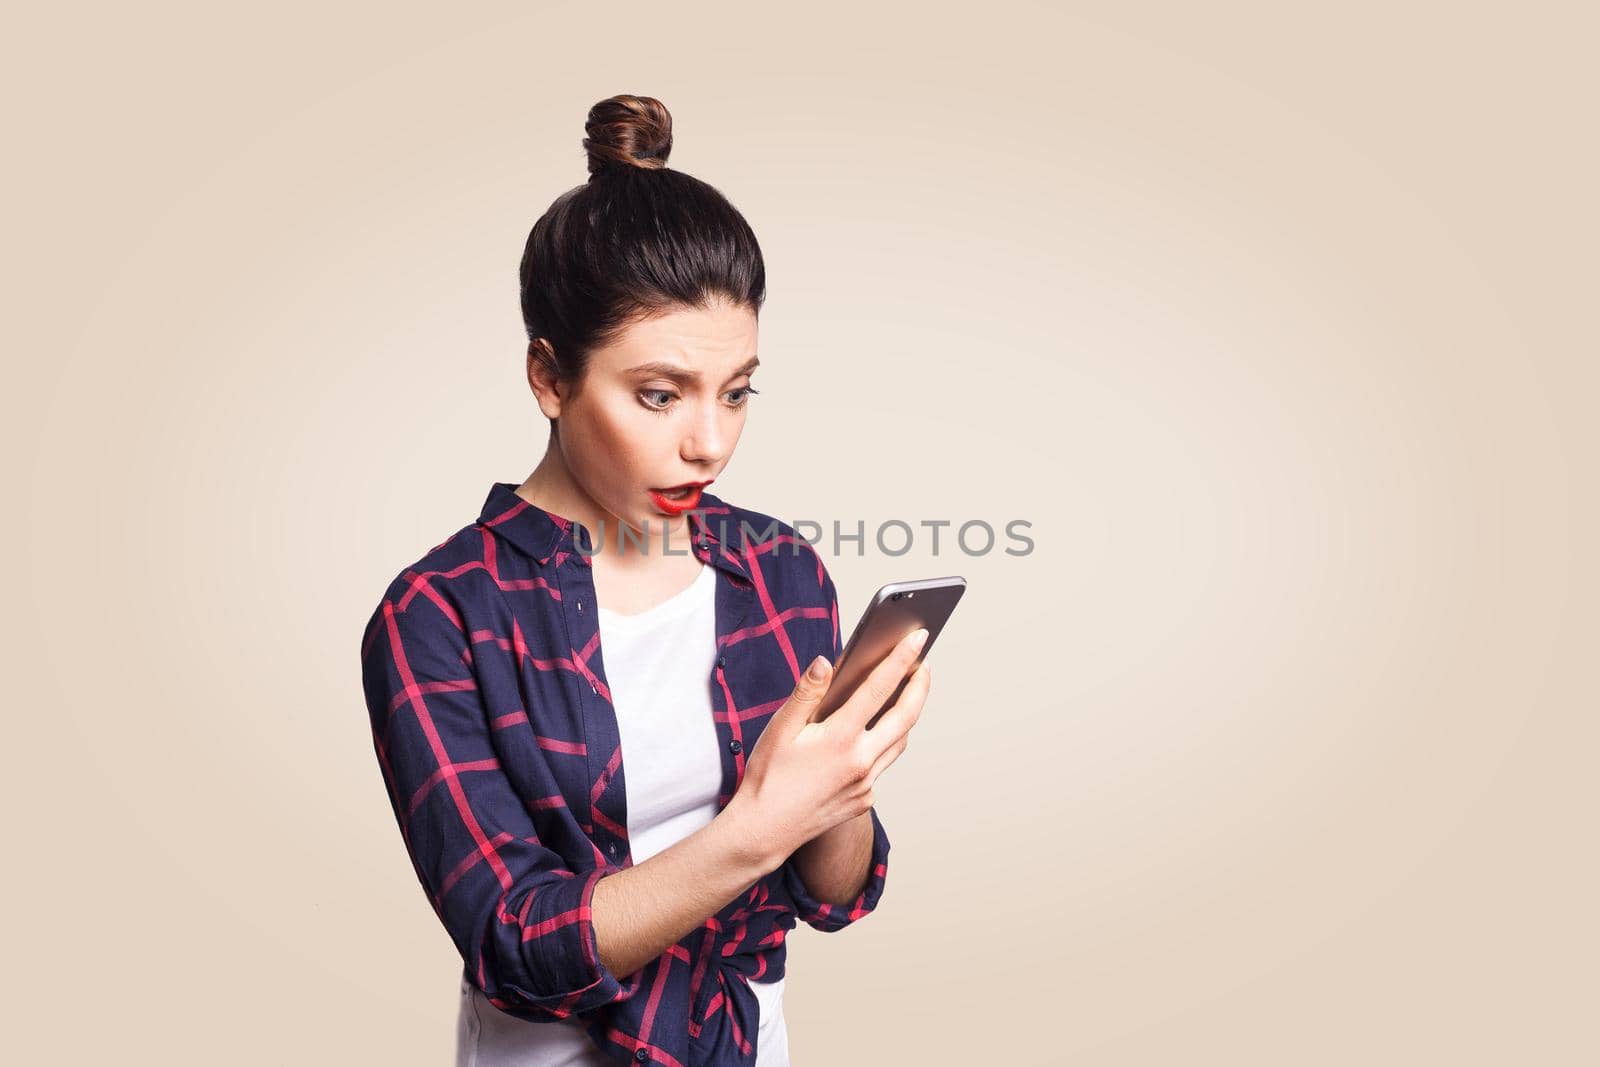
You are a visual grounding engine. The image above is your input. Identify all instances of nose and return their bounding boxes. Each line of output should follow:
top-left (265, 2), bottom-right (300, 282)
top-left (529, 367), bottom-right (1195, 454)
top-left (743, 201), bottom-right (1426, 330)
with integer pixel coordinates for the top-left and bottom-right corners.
top-left (680, 395), bottom-right (730, 467)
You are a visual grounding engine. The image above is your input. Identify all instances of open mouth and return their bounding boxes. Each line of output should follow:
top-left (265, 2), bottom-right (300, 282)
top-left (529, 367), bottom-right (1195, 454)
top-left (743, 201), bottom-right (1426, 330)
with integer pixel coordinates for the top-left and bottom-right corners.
top-left (648, 481), bottom-right (711, 513)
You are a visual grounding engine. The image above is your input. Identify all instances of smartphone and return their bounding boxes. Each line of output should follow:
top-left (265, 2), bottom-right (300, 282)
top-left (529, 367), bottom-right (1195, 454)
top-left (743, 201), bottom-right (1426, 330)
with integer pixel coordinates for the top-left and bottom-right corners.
top-left (813, 576), bottom-right (966, 728)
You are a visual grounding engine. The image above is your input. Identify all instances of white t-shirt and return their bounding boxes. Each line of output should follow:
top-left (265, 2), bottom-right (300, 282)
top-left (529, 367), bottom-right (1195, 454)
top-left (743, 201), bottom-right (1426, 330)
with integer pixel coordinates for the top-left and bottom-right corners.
top-left (456, 560), bottom-right (789, 1066)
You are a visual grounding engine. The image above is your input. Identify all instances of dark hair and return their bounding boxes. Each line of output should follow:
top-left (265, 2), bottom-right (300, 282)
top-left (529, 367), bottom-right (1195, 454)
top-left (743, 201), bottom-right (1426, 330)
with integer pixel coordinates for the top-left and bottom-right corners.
top-left (518, 95), bottom-right (766, 421)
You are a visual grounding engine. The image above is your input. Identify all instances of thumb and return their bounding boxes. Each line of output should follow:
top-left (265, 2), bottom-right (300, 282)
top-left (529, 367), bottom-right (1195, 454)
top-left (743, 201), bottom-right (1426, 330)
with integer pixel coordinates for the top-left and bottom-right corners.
top-left (782, 654), bottom-right (834, 729)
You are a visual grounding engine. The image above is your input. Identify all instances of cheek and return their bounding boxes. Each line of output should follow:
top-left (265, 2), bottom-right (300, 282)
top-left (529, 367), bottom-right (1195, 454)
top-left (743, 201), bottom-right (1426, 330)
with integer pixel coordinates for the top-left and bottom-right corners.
top-left (582, 403), bottom-right (670, 477)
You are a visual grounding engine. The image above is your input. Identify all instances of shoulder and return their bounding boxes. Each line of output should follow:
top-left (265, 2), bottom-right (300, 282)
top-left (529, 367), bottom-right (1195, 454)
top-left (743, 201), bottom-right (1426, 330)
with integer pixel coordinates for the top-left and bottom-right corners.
top-left (360, 520), bottom-right (501, 659)
top-left (704, 495), bottom-right (842, 661)
top-left (703, 494), bottom-right (835, 597)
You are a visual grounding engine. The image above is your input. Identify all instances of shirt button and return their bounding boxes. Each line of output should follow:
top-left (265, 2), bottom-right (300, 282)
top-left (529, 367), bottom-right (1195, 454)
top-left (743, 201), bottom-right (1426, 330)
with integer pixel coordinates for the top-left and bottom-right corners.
top-left (728, 739), bottom-right (742, 754)
top-left (608, 843), bottom-right (618, 857)
top-left (716, 655), bottom-right (726, 668)
top-left (634, 1049), bottom-right (650, 1062)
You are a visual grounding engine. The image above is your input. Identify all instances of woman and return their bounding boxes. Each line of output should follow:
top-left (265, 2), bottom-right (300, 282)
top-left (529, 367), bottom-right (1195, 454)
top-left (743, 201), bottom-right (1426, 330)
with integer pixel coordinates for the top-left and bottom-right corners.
top-left (360, 95), bottom-right (930, 1066)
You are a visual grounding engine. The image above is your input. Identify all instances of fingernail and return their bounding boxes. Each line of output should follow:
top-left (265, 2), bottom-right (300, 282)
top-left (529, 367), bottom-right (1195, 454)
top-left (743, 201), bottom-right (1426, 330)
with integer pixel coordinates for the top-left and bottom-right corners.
top-left (806, 655), bottom-right (828, 680)
top-left (908, 628), bottom-right (929, 651)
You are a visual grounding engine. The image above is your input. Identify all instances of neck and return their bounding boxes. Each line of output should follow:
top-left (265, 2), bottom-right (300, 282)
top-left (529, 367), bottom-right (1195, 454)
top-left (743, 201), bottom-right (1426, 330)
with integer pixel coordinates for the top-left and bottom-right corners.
top-left (515, 445), bottom-right (692, 565)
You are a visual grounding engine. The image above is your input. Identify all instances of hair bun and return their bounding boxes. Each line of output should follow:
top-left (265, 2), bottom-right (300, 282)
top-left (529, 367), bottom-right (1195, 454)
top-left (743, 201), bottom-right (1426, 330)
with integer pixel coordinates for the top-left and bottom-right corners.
top-left (583, 95), bottom-right (673, 176)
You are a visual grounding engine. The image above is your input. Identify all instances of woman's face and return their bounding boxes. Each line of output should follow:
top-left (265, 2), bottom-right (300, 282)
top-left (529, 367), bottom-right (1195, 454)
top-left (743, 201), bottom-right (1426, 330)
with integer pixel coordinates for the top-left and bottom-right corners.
top-left (540, 298), bottom-right (760, 540)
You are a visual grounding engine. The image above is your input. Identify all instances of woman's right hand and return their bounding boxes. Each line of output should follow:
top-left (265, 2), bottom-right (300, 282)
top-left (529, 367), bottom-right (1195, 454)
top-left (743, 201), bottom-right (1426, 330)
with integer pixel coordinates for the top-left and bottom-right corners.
top-left (723, 627), bottom-right (932, 868)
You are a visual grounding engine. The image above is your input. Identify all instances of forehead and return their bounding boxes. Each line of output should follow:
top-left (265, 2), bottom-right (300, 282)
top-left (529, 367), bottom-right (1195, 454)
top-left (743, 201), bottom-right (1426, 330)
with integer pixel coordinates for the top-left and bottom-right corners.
top-left (591, 301), bottom-right (759, 373)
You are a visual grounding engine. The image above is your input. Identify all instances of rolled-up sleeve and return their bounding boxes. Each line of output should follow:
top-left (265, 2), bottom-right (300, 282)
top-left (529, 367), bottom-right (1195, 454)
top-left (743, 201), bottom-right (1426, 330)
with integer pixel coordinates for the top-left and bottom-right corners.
top-left (781, 805), bottom-right (891, 932)
top-left (779, 553), bottom-right (892, 932)
top-left (359, 578), bottom-right (633, 1020)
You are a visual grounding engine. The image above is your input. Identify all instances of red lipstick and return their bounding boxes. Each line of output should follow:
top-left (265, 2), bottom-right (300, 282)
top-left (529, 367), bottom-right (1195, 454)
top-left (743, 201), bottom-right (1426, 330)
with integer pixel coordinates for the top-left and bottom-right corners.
top-left (647, 480), bottom-right (712, 516)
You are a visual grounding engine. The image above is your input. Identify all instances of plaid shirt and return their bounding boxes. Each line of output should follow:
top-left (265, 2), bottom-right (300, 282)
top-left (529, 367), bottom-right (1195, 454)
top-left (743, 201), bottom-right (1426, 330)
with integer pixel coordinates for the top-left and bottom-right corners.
top-left (360, 481), bottom-right (890, 1066)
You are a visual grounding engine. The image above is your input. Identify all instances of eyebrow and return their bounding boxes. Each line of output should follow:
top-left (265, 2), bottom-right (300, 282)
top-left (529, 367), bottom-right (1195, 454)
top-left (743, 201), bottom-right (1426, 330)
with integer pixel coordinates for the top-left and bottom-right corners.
top-left (622, 355), bottom-right (760, 385)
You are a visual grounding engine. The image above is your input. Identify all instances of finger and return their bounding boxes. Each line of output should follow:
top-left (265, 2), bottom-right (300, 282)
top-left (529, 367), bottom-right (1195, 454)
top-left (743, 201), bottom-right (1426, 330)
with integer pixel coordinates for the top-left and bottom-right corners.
top-left (778, 654), bottom-right (836, 737)
top-left (836, 628), bottom-right (929, 735)
top-left (866, 728), bottom-right (910, 786)
top-left (862, 662), bottom-right (929, 750)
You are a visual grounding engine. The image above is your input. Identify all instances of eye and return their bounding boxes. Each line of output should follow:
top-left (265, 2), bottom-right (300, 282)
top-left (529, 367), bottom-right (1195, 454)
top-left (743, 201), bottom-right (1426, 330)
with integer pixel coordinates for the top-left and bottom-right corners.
top-left (638, 388), bottom-right (677, 413)
top-left (638, 385), bottom-right (760, 415)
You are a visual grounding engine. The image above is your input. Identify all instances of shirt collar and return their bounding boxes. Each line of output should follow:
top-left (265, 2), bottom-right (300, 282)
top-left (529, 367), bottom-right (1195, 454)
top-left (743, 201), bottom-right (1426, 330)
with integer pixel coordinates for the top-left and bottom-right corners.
top-left (475, 481), bottom-right (753, 583)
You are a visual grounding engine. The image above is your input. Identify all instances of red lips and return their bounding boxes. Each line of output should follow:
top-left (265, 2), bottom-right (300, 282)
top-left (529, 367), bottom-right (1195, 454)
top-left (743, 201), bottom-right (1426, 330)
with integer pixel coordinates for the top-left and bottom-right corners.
top-left (647, 480), bottom-right (712, 516)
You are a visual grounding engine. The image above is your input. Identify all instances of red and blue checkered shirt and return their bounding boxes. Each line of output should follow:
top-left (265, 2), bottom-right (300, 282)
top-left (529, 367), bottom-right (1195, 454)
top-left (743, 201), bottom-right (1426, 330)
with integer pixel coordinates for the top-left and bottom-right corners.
top-left (359, 481), bottom-right (891, 1066)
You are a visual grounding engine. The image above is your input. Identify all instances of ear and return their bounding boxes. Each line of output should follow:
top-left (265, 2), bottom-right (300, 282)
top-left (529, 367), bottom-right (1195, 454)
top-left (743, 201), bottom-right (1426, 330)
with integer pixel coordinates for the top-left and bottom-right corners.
top-left (526, 340), bottom-right (563, 420)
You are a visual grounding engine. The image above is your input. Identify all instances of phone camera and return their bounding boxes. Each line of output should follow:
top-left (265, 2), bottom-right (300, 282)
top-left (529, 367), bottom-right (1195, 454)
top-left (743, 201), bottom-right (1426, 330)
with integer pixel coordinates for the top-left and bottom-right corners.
top-left (890, 592), bottom-right (902, 600)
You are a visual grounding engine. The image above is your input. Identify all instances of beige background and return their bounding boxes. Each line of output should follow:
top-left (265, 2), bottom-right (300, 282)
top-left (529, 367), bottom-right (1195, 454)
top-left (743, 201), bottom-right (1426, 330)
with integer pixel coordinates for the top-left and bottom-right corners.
top-left (6, 1), bottom-right (1596, 1063)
